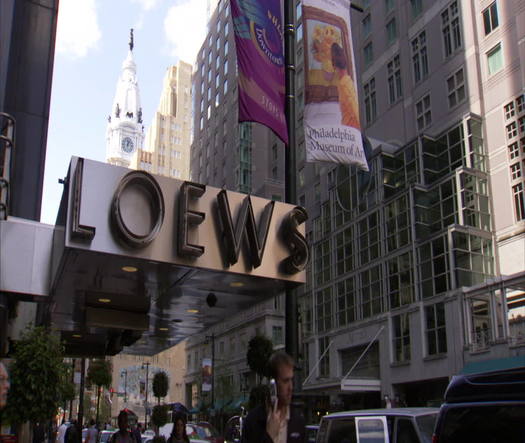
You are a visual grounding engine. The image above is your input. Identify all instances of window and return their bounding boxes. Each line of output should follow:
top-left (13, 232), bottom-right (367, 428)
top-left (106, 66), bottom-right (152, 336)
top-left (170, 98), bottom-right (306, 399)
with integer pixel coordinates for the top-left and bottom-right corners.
top-left (216, 38), bottom-right (220, 51)
top-left (513, 182), bottom-right (525, 221)
top-left (296, 21), bottom-right (303, 42)
top-left (507, 122), bottom-right (517, 139)
top-left (411, 31), bottom-right (428, 83)
top-left (426, 303), bottom-right (447, 355)
top-left (517, 95), bottom-right (525, 114)
top-left (483, 2), bottom-right (499, 35)
top-left (316, 288), bottom-right (332, 333)
top-left (225, 40), bottom-right (229, 56)
top-left (447, 68), bottom-right (465, 108)
top-left (272, 326), bottom-right (283, 345)
top-left (442, 1), bottom-right (462, 57)
top-left (224, 79), bottom-right (228, 95)
top-left (336, 227), bottom-right (354, 276)
top-left (385, 0), bottom-right (394, 12)
top-left (387, 55), bottom-right (402, 104)
top-left (416, 94), bottom-right (432, 131)
top-left (319, 337), bottom-right (330, 377)
top-left (508, 142), bottom-right (520, 160)
top-left (362, 14), bottom-right (371, 37)
top-left (364, 42), bottom-right (373, 66)
top-left (511, 162), bottom-right (522, 180)
top-left (388, 253), bottom-right (413, 308)
top-left (410, 0), bottom-right (422, 18)
top-left (224, 59), bottom-right (228, 75)
top-left (208, 50), bottom-right (212, 65)
top-left (314, 240), bottom-right (331, 285)
top-left (386, 18), bottom-right (397, 44)
top-left (504, 101), bottom-right (516, 120)
top-left (487, 43), bottom-right (503, 75)
top-left (337, 277), bottom-right (356, 326)
top-left (392, 313), bottom-right (411, 362)
top-left (364, 78), bottom-right (376, 124)
top-left (224, 21), bottom-right (229, 36)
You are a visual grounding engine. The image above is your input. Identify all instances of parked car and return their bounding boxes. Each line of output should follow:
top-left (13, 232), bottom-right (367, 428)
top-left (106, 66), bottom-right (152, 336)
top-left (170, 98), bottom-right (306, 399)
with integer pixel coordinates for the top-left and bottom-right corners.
top-left (99, 430), bottom-right (116, 442)
top-left (188, 422), bottom-right (224, 443)
top-left (316, 408), bottom-right (439, 443)
top-left (432, 367), bottom-right (525, 442)
top-left (306, 424), bottom-right (319, 443)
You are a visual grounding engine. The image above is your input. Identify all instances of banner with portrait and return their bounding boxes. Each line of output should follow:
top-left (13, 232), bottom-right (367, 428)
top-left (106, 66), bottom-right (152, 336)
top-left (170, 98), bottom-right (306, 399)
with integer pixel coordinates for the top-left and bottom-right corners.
top-left (202, 358), bottom-right (212, 392)
top-left (302, 0), bottom-right (368, 170)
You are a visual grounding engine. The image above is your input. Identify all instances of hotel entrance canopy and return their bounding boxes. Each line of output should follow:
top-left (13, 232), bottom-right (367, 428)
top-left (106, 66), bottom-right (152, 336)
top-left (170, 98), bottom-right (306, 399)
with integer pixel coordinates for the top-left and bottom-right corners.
top-left (0, 157), bottom-right (307, 356)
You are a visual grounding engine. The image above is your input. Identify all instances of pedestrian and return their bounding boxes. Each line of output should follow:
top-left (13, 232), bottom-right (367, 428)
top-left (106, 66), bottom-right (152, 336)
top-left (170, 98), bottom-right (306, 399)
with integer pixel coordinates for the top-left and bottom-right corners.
top-left (64, 419), bottom-right (81, 443)
top-left (110, 410), bottom-right (136, 443)
top-left (0, 360), bottom-right (9, 410)
top-left (33, 422), bottom-right (46, 442)
top-left (85, 419), bottom-right (98, 443)
top-left (241, 351), bottom-right (306, 442)
top-left (167, 412), bottom-right (189, 443)
top-left (56, 420), bottom-right (68, 443)
top-left (131, 422), bottom-right (142, 443)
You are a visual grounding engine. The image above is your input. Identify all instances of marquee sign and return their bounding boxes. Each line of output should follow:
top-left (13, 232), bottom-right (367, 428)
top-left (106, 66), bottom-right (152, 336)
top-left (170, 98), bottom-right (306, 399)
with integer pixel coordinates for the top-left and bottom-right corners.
top-left (64, 157), bottom-right (308, 283)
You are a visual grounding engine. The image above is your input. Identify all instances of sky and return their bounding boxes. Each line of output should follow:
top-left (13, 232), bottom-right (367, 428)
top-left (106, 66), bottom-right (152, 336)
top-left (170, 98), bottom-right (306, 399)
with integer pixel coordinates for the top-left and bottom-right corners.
top-left (41, 0), bottom-right (211, 224)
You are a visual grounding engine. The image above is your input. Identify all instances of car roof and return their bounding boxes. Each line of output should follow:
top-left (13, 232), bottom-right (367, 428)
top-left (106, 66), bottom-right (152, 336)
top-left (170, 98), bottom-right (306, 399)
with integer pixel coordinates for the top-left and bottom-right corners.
top-left (445, 367), bottom-right (525, 403)
top-left (322, 408), bottom-right (440, 419)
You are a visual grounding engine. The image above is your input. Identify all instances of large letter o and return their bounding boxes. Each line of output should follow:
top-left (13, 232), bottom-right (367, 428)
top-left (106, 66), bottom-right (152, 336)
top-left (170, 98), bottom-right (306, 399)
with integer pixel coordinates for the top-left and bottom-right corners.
top-left (111, 171), bottom-right (165, 248)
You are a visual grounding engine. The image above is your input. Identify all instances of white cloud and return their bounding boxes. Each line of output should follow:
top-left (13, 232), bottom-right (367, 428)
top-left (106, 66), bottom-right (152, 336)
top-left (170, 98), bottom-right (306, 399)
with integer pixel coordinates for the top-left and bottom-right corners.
top-left (164, 2), bottom-right (207, 64)
top-left (130, 0), bottom-right (161, 11)
top-left (56, 0), bottom-right (101, 59)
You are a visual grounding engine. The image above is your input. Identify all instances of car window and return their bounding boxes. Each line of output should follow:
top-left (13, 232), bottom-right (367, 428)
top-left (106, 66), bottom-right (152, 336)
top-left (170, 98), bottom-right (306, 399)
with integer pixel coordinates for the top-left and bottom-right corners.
top-left (395, 419), bottom-right (418, 443)
top-left (355, 417), bottom-right (388, 443)
top-left (439, 405), bottom-right (525, 443)
top-left (414, 414), bottom-right (437, 443)
top-left (327, 418), bottom-right (356, 443)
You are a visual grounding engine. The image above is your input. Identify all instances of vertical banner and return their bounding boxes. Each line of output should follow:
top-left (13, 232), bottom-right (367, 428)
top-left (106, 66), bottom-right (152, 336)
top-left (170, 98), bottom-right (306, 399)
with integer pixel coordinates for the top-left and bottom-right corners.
top-left (202, 358), bottom-right (212, 392)
top-left (231, 0), bottom-right (288, 144)
top-left (302, 0), bottom-right (368, 170)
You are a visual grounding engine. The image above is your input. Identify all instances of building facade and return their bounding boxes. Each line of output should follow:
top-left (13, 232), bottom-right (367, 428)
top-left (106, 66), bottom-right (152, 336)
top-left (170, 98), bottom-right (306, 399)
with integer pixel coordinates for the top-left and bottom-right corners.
top-left (298, 0), bottom-right (525, 414)
top-left (131, 61), bottom-right (193, 180)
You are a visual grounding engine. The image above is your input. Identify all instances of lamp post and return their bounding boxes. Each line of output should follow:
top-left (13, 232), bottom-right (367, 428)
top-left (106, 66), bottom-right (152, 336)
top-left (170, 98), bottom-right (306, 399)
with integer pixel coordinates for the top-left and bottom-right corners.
top-left (142, 362), bottom-right (150, 429)
top-left (122, 369), bottom-right (128, 404)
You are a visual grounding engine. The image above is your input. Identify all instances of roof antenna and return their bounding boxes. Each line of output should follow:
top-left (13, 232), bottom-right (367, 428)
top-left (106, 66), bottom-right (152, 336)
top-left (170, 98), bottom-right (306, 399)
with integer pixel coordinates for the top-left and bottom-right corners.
top-left (129, 28), bottom-right (134, 52)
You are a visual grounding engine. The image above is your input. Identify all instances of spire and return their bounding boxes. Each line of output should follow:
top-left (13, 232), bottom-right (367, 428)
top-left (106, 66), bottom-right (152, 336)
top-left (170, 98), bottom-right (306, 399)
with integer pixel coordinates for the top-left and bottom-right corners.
top-left (129, 28), bottom-right (134, 52)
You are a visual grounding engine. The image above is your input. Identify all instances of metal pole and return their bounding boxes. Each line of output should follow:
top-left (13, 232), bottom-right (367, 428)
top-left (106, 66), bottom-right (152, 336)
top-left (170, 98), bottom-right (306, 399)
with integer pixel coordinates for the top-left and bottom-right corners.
top-left (211, 334), bottom-right (215, 408)
top-left (284, 0), bottom-right (298, 365)
top-left (78, 358), bottom-right (86, 427)
top-left (143, 362), bottom-right (150, 429)
top-left (124, 370), bottom-right (128, 404)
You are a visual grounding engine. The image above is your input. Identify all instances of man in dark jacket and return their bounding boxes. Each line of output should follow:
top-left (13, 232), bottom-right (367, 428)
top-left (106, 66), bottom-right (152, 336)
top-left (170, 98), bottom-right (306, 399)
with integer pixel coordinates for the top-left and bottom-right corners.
top-left (242, 351), bottom-right (305, 443)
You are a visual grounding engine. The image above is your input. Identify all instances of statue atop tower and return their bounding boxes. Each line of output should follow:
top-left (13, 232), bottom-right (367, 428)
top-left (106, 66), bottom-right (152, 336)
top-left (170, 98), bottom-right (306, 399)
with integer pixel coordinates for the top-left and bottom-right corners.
top-left (106, 29), bottom-right (144, 168)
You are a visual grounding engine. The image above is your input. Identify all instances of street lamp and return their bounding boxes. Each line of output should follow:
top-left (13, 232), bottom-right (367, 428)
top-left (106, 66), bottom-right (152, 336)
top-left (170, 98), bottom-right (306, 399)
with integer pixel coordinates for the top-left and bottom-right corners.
top-left (121, 369), bottom-right (128, 404)
top-left (142, 362), bottom-right (151, 429)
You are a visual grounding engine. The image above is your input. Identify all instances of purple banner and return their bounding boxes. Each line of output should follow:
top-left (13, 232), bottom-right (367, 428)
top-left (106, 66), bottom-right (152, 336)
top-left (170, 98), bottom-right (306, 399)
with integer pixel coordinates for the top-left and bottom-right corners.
top-left (231, 0), bottom-right (288, 144)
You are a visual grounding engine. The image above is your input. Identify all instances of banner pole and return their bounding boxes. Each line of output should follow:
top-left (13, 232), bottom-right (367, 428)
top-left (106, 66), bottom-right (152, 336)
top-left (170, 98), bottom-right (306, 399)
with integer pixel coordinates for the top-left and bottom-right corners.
top-left (284, 0), bottom-right (298, 369)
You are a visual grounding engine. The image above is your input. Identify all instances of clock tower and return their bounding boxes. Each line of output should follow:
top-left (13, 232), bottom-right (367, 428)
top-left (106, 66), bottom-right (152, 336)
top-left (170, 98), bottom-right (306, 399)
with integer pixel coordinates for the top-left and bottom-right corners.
top-left (106, 29), bottom-right (144, 168)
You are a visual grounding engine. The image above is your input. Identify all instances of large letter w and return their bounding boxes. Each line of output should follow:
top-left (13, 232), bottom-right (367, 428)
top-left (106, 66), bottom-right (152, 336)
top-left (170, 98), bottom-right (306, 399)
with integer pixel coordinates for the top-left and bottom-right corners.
top-left (217, 190), bottom-right (275, 268)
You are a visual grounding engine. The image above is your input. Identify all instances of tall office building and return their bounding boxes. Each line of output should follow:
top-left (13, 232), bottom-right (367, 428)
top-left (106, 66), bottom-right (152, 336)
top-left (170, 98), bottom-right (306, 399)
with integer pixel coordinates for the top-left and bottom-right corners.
top-left (185, 0), bottom-right (287, 410)
top-left (132, 61), bottom-right (193, 179)
top-left (299, 0), bottom-right (525, 414)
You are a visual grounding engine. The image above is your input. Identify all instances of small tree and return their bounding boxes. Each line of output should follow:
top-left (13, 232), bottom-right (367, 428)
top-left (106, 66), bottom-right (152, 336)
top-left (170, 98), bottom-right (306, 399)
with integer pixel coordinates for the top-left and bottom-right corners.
top-left (87, 359), bottom-right (112, 425)
top-left (4, 326), bottom-right (69, 430)
top-left (152, 371), bottom-right (169, 405)
top-left (246, 335), bottom-right (273, 381)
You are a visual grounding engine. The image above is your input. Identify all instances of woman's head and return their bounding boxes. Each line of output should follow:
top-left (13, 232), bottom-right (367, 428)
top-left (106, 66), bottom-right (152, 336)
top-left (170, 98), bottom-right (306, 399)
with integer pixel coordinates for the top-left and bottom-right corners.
top-left (172, 412), bottom-right (187, 439)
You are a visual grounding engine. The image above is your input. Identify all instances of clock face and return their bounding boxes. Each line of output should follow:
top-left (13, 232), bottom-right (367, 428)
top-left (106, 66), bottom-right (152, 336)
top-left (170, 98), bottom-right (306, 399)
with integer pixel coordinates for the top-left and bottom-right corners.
top-left (121, 136), bottom-right (135, 154)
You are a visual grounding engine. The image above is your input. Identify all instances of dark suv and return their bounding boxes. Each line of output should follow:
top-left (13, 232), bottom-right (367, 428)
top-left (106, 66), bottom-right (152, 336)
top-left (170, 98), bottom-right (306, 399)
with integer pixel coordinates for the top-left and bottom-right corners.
top-left (432, 367), bottom-right (525, 442)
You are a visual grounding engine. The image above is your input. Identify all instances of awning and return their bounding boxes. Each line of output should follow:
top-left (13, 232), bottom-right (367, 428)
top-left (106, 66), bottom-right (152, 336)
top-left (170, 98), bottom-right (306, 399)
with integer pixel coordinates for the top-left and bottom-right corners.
top-left (461, 355), bottom-right (525, 374)
top-left (340, 378), bottom-right (381, 392)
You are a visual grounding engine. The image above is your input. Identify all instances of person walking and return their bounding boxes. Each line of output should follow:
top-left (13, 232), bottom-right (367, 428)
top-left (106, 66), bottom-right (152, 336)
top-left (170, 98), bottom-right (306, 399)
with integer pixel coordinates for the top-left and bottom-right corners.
top-left (110, 410), bottom-right (136, 443)
top-left (167, 412), bottom-right (189, 443)
top-left (85, 419), bottom-right (98, 443)
top-left (241, 351), bottom-right (306, 443)
top-left (64, 420), bottom-right (81, 443)
top-left (55, 420), bottom-right (68, 443)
